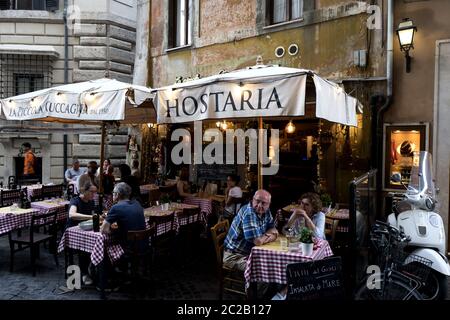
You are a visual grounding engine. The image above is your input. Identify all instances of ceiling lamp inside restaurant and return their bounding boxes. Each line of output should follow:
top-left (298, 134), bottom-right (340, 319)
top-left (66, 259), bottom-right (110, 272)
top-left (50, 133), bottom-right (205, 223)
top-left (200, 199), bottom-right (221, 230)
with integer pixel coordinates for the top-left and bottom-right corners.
top-left (285, 120), bottom-right (296, 134)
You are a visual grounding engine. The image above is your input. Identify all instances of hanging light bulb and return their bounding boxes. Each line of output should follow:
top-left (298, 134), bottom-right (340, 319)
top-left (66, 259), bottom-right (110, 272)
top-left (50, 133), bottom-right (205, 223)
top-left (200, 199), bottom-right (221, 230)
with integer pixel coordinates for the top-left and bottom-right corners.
top-left (285, 120), bottom-right (296, 134)
top-left (216, 121), bottom-right (221, 128)
top-left (221, 120), bottom-right (228, 130)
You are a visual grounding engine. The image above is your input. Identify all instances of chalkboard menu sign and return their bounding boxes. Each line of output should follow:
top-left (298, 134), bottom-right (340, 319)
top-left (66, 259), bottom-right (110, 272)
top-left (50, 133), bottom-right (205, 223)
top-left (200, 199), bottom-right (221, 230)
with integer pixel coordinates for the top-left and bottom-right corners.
top-left (196, 163), bottom-right (236, 182)
top-left (286, 256), bottom-right (344, 300)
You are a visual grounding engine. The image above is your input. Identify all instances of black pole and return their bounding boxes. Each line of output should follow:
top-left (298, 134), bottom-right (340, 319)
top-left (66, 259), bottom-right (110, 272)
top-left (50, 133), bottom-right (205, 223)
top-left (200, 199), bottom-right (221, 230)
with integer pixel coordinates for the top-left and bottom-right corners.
top-left (63, 0), bottom-right (68, 184)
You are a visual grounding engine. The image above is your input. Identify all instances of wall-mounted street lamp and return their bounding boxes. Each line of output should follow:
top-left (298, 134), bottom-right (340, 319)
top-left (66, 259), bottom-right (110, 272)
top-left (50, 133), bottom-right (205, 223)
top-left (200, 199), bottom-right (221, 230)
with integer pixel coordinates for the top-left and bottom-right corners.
top-left (396, 18), bottom-right (417, 73)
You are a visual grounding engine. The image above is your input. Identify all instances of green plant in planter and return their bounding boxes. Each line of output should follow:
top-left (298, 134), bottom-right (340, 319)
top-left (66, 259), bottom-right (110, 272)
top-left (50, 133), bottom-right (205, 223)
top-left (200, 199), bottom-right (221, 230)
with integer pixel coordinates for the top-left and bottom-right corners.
top-left (298, 227), bottom-right (313, 244)
top-left (320, 193), bottom-right (332, 208)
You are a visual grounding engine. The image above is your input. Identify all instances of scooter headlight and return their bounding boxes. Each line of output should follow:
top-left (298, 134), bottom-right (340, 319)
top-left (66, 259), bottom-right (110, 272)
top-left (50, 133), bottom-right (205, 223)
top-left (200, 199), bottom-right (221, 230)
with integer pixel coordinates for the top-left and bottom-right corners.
top-left (429, 214), bottom-right (440, 228)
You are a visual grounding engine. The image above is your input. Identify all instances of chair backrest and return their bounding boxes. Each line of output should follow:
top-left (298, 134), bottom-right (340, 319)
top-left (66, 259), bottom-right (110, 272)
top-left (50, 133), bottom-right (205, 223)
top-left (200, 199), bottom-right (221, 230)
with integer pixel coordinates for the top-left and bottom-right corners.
top-left (229, 197), bottom-right (246, 216)
top-left (30, 211), bottom-right (58, 241)
top-left (159, 184), bottom-right (178, 201)
top-left (0, 189), bottom-right (21, 207)
top-left (41, 184), bottom-right (64, 199)
top-left (8, 176), bottom-right (16, 189)
top-left (148, 211), bottom-right (175, 235)
top-left (210, 219), bottom-right (229, 268)
top-left (66, 184), bottom-right (77, 200)
top-left (177, 207), bottom-right (201, 225)
top-left (127, 223), bottom-right (156, 255)
top-left (325, 217), bottom-right (339, 243)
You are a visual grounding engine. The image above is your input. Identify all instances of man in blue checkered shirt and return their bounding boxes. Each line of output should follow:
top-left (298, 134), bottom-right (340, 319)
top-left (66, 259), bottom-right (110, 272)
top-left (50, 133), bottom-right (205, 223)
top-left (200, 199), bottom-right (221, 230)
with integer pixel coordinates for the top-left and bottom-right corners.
top-left (223, 189), bottom-right (279, 272)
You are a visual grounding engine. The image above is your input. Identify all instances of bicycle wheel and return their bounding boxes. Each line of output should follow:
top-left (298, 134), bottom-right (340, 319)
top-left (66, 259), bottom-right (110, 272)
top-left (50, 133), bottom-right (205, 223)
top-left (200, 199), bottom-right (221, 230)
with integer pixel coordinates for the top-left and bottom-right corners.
top-left (355, 274), bottom-right (423, 300)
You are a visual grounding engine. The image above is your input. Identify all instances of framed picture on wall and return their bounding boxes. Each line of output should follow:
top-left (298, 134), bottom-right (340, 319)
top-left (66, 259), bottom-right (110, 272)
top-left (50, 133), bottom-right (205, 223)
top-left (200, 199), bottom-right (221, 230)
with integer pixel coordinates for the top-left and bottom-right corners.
top-left (383, 123), bottom-right (429, 190)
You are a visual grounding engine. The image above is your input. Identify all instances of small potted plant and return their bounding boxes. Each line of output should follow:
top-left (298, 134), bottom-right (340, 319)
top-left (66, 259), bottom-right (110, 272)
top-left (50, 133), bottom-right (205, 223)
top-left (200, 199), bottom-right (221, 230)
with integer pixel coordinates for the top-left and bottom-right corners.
top-left (299, 227), bottom-right (314, 256)
top-left (160, 193), bottom-right (171, 210)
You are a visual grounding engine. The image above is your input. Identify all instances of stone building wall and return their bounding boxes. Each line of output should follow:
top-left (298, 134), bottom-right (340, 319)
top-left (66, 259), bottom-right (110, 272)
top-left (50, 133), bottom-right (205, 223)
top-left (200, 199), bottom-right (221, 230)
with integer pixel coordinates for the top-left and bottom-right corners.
top-left (0, 0), bottom-right (137, 184)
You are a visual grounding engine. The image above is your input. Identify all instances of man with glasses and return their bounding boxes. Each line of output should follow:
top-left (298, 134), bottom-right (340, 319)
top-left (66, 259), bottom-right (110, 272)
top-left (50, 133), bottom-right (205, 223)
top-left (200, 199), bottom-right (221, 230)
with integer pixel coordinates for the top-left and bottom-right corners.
top-left (223, 189), bottom-right (278, 272)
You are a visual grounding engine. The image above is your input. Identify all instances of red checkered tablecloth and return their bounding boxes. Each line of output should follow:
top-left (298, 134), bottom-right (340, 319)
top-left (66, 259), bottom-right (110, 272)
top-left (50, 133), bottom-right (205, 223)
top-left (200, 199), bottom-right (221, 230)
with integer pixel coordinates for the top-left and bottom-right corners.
top-left (183, 196), bottom-right (212, 219)
top-left (144, 203), bottom-right (201, 236)
top-left (58, 226), bottom-right (124, 266)
top-left (31, 199), bottom-right (69, 222)
top-left (326, 209), bottom-right (349, 232)
top-left (0, 207), bottom-right (41, 236)
top-left (26, 184), bottom-right (43, 201)
top-left (244, 238), bottom-right (333, 287)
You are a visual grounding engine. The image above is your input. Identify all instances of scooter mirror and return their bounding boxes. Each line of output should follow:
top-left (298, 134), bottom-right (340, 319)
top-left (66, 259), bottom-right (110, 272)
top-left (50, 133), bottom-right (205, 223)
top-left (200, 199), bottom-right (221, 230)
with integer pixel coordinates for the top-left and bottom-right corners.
top-left (391, 173), bottom-right (402, 183)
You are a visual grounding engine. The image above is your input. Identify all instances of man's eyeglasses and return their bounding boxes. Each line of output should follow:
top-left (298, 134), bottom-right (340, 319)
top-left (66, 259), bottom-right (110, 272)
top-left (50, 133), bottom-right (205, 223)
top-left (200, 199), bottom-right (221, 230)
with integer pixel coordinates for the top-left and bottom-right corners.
top-left (300, 201), bottom-right (310, 206)
top-left (253, 198), bottom-right (269, 206)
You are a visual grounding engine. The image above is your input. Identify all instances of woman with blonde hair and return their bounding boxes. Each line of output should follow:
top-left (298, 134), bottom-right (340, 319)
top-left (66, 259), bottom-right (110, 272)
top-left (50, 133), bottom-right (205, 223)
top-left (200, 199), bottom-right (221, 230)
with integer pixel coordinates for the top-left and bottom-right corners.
top-left (285, 192), bottom-right (325, 239)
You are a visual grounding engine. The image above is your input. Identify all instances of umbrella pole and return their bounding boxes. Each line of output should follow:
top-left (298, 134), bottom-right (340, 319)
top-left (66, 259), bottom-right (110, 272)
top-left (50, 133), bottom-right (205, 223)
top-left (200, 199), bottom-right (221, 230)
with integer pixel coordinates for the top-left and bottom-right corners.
top-left (98, 122), bottom-right (106, 211)
top-left (258, 117), bottom-right (263, 190)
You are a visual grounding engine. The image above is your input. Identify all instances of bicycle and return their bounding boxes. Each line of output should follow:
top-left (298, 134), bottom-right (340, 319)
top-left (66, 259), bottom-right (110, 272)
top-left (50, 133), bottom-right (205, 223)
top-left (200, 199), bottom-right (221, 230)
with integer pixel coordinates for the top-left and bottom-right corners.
top-left (355, 221), bottom-right (432, 300)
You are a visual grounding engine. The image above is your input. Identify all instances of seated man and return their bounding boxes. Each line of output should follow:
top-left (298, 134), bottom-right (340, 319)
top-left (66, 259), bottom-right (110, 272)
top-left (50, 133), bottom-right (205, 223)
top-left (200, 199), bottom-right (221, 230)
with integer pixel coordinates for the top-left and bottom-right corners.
top-left (223, 189), bottom-right (278, 272)
top-left (65, 158), bottom-right (86, 183)
top-left (66, 181), bottom-right (98, 285)
top-left (77, 161), bottom-right (100, 193)
top-left (100, 182), bottom-right (146, 249)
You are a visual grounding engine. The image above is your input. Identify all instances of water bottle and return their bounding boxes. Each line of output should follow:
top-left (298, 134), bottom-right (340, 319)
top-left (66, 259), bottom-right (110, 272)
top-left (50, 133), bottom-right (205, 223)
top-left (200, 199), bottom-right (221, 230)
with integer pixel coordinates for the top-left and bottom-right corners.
top-left (92, 211), bottom-right (100, 232)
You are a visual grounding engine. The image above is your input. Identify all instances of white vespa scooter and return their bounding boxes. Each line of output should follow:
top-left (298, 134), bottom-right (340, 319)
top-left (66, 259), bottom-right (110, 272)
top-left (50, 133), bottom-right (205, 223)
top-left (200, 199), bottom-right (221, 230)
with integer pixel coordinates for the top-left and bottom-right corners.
top-left (387, 151), bottom-right (450, 299)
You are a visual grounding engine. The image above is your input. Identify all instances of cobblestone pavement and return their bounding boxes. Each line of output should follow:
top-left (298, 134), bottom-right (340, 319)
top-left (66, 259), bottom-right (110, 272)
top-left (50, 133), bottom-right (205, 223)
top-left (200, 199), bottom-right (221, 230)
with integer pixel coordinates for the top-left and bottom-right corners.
top-left (0, 234), bottom-right (228, 300)
top-left (1, 234), bottom-right (450, 300)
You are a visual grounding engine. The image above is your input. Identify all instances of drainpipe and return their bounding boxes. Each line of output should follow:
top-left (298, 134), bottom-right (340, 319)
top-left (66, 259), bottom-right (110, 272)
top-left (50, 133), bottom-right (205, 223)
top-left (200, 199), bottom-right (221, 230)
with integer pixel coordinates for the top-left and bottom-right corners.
top-left (372, 0), bottom-right (394, 216)
top-left (63, 0), bottom-right (68, 184)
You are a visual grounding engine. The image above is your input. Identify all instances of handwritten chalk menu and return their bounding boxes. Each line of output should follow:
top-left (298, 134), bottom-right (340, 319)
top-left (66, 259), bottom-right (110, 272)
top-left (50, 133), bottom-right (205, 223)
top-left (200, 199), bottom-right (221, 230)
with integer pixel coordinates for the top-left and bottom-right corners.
top-left (197, 163), bottom-right (236, 182)
top-left (286, 256), bottom-right (344, 300)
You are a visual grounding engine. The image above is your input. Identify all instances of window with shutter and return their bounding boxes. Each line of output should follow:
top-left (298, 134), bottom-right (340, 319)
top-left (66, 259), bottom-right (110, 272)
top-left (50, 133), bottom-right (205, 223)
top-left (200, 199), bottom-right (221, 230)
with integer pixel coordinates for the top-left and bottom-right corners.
top-left (168, 0), bottom-right (191, 48)
top-left (45, 0), bottom-right (58, 11)
top-left (266, 0), bottom-right (314, 26)
top-left (0, 0), bottom-right (11, 10)
top-left (6, 0), bottom-right (58, 10)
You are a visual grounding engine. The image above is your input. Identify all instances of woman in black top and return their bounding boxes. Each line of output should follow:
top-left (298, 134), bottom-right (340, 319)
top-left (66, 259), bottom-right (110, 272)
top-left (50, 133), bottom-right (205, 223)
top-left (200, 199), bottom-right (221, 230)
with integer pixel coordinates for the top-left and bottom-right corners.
top-left (67, 181), bottom-right (98, 228)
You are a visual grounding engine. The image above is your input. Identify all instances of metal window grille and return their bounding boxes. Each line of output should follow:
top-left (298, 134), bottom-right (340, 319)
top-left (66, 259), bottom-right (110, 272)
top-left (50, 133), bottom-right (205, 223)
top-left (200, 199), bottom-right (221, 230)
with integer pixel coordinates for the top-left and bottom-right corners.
top-left (0, 54), bottom-right (53, 99)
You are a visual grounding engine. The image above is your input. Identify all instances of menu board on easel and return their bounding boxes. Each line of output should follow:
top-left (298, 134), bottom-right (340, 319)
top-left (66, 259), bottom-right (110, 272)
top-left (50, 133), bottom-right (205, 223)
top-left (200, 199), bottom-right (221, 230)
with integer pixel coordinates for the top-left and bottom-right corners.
top-left (286, 256), bottom-right (344, 300)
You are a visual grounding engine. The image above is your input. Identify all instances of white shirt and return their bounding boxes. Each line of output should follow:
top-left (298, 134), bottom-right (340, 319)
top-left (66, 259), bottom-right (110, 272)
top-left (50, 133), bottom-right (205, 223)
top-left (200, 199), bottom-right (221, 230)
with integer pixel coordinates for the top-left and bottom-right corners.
top-left (224, 186), bottom-right (243, 217)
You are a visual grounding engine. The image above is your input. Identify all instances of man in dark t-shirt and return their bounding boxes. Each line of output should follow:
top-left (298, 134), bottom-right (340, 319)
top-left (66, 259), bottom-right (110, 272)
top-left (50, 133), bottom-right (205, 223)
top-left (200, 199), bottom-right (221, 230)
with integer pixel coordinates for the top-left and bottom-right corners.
top-left (101, 182), bottom-right (145, 248)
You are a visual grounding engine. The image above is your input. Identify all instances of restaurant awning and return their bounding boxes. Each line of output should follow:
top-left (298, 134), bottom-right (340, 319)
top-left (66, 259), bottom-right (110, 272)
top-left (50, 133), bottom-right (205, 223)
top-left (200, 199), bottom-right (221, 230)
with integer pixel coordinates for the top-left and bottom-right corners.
top-left (152, 65), bottom-right (361, 127)
top-left (0, 78), bottom-right (156, 195)
top-left (0, 78), bottom-right (156, 124)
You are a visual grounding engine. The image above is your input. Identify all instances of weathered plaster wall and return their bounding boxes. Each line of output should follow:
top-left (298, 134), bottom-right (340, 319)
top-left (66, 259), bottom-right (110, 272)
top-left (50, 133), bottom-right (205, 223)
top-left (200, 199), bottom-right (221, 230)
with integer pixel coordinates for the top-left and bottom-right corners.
top-left (386, 0), bottom-right (450, 126)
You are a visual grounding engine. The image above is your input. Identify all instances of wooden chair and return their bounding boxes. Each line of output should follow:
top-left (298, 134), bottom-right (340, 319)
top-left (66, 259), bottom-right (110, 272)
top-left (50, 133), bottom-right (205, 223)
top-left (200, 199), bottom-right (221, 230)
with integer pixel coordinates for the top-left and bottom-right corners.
top-left (9, 211), bottom-right (58, 276)
top-left (223, 197), bottom-right (246, 225)
top-left (124, 223), bottom-right (156, 296)
top-left (147, 212), bottom-right (176, 261)
top-left (41, 184), bottom-right (64, 199)
top-left (210, 220), bottom-right (246, 300)
top-left (0, 189), bottom-right (21, 207)
top-left (8, 175), bottom-right (17, 190)
top-left (176, 207), bottom-right (202, 259)
top-left (325, 217), bottom-right (339, 245)
top-left (66, 183), bottom-right (78, 200)
top-left (159, 184), bottom-right (178, 201)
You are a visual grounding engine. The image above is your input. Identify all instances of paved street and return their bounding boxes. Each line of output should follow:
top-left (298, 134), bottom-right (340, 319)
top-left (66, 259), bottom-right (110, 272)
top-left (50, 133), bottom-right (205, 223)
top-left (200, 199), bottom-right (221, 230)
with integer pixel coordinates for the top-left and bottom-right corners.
top-left (1, 233), bottom-right (450, 300)
top-left (0, 234), bottom-right (223, 300)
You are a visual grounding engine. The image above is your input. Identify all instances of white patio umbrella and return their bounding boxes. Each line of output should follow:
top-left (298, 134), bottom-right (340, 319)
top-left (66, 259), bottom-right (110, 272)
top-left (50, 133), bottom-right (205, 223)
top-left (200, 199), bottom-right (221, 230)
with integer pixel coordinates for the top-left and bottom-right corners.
top-left (0, 78), bottom-right (156, 197)
top-left (152, 63), bottom-right (362, 188)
